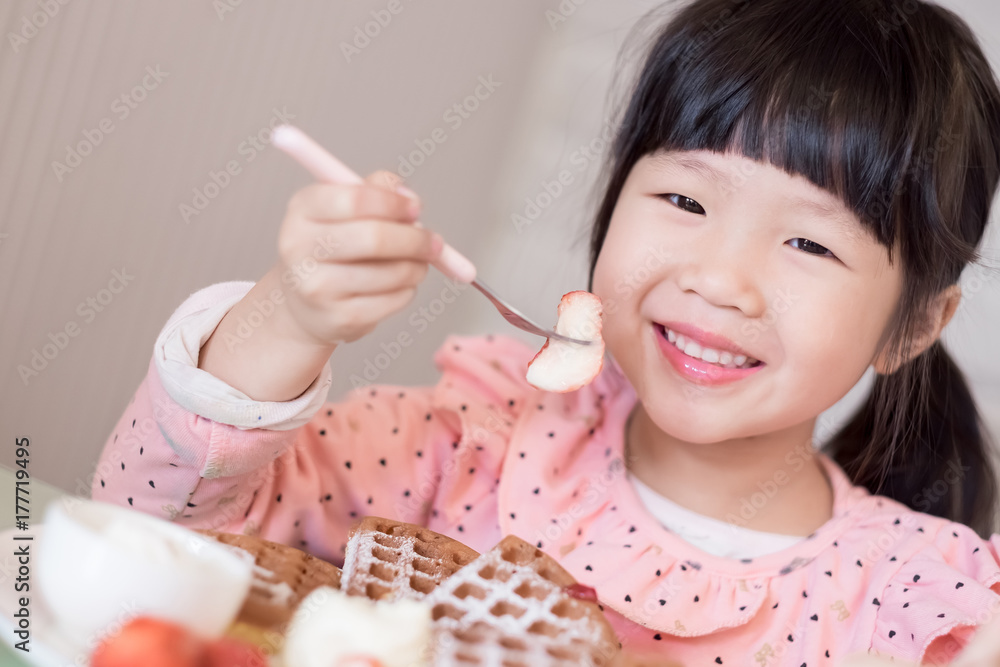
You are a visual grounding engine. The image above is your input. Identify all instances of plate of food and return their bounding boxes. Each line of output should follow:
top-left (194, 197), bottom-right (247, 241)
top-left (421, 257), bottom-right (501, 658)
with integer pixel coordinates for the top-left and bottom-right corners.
top-left (0, 497), bottom-right (622, 666)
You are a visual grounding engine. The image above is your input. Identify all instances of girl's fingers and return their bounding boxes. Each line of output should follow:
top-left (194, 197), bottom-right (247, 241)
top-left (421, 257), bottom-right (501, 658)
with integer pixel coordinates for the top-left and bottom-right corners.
top-left (332, 287), bottom-right (419, 330)
top-left (288, 182), bottom-right (419, 223)
top-left (292, 219), bottom-right (442, 263)
top-left (363, 169), bottom-right (418, 201)
top-left (299, 260), bottom-right (429, 299)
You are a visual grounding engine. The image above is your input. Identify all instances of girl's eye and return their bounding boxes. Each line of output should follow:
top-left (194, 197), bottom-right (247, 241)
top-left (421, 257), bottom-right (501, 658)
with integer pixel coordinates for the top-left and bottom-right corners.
top-left (661, 193), bottom-right (706, 215)
top-left (787, 238), bottom-right (836, 258)
top-left (657, 192), bottom-right (838, 260)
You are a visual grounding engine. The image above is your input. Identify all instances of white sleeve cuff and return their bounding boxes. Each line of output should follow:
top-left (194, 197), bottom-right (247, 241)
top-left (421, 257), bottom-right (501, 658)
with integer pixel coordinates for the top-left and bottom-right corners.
top-left (152, 281), bottom-right (333, 431)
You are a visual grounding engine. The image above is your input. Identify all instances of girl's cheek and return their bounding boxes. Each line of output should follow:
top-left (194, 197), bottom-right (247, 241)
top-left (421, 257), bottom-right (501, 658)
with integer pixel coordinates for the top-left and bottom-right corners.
top-left (591, 257), bottom-right (631, 323)
top-left (595, 198), bottom-right (672, 304)
top-left (591, 239), bottom-right (625, 299)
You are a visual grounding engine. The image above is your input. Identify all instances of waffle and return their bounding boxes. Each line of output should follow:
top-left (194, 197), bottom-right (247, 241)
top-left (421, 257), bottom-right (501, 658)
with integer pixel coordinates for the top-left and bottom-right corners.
top-left (198, 521), bottom-right (622, 665)
top-left (424, 535), bottom-right (620, 666)
top-left (196, 529), bottom-right (342, 631)
top-left (340, 516), bottom-right (480, 602)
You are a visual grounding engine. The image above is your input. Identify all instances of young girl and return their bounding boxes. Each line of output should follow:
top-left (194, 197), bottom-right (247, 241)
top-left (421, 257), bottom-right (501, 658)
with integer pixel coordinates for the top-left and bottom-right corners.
top-left (93, 0), bottom-right (1000, 663)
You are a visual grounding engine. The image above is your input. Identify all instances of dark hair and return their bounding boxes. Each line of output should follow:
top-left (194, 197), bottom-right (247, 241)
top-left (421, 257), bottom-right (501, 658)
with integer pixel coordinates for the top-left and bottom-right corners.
top-left (587, 0), bottom-right (1000, 536)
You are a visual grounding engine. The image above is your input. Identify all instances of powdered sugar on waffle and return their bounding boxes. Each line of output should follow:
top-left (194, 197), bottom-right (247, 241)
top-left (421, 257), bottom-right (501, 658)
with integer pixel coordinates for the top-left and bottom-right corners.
top-left (341, 518), bottom-right (479, 602)
top-left (207, 540), bottom-right (295, 607)
top-left (425, 536), bottom-right (619, 666)
top-left (251, 565), bottom-right (295, 607)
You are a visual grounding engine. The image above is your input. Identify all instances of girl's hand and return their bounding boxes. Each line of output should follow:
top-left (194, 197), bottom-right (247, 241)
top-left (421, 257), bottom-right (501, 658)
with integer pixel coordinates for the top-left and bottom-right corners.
top-left (276, 170), bottom-right (443, 346)
top-left (840, 614), bottom-right (1000, 666)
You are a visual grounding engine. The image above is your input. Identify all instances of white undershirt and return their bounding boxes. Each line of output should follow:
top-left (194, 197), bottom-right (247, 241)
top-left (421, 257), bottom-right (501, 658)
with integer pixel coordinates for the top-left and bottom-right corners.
top-left (628, 472), bottom-right (807, 559)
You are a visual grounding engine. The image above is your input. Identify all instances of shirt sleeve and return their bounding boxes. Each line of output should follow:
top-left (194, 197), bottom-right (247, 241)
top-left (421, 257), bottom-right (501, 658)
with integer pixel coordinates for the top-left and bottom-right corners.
top-left (870, 522), bottom-right (1000, 663)
top-left (152, 280), bottom-right (333, 431)
top-left (90, 280), bottom-right (334, 531)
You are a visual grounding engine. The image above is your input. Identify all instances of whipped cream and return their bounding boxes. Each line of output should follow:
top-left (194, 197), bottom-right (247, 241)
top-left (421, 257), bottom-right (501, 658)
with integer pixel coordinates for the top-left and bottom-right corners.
top-left (282, 587), bottom-right (432, 667)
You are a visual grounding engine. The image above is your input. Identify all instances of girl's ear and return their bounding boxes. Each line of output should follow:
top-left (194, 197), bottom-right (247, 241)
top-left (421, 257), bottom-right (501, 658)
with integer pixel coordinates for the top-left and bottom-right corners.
top-left (871, 284), bottom-right (962, 375)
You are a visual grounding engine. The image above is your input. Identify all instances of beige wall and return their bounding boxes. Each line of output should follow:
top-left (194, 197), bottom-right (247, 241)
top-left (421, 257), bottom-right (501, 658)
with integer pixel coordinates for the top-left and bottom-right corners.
top-left (2, 0), bottom-right (999, 496)
top-left (0, 0), bottom-right (552, 491)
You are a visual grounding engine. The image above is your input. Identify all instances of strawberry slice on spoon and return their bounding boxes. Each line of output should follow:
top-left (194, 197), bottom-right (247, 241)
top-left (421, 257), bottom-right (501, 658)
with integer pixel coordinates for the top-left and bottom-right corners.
top-left (526, 291), bottom-right (604, 393)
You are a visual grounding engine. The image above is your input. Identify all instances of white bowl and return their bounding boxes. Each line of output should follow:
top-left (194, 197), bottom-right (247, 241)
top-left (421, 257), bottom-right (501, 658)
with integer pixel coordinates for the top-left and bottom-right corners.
top-left (36, 497), bottom-right (254, 649)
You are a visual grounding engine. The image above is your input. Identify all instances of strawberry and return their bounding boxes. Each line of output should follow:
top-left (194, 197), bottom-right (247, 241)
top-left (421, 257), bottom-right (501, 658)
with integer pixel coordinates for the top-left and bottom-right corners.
top-left (91, 616), bottom-right (206, 667)
top-left (526, 291), bottom-right (604, 393)
top-left (204, 637), bottom-right (268, 667)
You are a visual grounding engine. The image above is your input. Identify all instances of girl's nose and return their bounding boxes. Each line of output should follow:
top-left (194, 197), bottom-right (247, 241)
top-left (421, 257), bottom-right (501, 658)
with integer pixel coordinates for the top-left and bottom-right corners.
top-left (672, 226), bottom-right (768, 317)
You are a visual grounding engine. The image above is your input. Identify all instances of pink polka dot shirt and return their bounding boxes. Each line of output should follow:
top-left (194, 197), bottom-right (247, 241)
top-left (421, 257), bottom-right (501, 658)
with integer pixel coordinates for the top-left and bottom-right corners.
top-left (92, 282), bottom-right (1000, 665)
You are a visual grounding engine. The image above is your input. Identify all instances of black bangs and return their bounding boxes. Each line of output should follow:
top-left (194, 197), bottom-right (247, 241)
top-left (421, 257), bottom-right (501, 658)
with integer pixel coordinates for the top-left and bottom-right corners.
top-left (611, 0), bottom-right (968, 261)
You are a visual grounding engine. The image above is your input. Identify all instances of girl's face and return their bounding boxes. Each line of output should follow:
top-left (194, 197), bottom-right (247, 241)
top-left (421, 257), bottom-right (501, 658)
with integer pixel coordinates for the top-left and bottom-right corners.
top-left (592, 150), bottom-right (903, 444)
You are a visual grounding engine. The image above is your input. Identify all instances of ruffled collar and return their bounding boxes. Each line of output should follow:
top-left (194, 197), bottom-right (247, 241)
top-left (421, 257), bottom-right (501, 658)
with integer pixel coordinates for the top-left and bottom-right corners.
top-left (496, 354), bottom-right (876, 636)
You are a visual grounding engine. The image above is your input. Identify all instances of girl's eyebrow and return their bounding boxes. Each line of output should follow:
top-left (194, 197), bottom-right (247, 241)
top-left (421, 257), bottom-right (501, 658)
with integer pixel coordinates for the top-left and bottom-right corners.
top-left (785, 195), bottom-right (872, 245)
top-left (650, 152), bottom-right (722, 181)
top-left (650, 152), bottom-right (873, 245)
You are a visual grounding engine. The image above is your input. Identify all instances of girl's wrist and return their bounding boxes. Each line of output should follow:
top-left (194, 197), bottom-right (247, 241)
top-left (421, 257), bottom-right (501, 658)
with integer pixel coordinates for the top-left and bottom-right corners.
top-left (260, 264), bottom-right (341, 352)
top-left (197, 266), bottom-right (337, 402)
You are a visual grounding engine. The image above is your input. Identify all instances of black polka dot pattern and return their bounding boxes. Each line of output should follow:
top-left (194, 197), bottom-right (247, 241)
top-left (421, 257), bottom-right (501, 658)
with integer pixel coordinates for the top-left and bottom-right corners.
top-left (91, 333), bottom-right (1000, 667)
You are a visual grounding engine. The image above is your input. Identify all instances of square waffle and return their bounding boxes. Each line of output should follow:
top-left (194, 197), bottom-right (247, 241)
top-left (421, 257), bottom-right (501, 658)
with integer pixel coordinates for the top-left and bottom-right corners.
top-left (340, 516), bottom-right (480, 602)
top-left (196, 529), bottom-right (342, 632)
top-left (424, 535), bottom-right (620, 666)
top-left (199, 520), bottom-right (623, 666)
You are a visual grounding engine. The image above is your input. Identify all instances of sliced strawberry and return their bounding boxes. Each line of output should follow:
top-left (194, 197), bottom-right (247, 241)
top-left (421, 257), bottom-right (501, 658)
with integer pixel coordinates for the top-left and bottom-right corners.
top-left (527, 338), bottom-right (550, 366)
top-left (91, 616), bottom-right (206, 667)
top-left (526, 291), bottom-right (604, 393)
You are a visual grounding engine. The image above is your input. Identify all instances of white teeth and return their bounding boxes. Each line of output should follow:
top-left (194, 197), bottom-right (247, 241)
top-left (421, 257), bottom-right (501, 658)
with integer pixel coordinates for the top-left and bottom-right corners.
top-left (681, 339), bottom-right (703, 358)
top-left (663, 328), bottom-right (759, 369)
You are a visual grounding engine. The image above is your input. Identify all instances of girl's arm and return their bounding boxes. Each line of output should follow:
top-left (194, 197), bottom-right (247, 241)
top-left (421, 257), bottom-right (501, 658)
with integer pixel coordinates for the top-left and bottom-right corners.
top-left (90, 164), bottom-right (491, 562)
top-left (90, 277), bottom-right (533, 564)
top-left (89, 281), bottom-right (462, 563)
top-left (90, 279), bottom-right (333, 532)
top-left (197, 264), bottom-right (338, 403)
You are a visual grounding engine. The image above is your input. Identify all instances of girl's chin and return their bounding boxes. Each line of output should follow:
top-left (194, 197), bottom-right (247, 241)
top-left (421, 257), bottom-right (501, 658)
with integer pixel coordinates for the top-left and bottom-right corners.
top-left (634, 398), bottom-right (739, 446)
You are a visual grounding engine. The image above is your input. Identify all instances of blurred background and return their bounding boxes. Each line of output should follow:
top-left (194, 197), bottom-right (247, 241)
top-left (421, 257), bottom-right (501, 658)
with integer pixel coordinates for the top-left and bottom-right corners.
top-left (1, 0), bottom-right (999, 497)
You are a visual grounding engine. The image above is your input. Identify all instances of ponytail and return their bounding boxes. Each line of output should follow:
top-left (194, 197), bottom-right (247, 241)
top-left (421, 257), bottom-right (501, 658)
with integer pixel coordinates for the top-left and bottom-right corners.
top-left (824, 341), bottom-right (999, 537)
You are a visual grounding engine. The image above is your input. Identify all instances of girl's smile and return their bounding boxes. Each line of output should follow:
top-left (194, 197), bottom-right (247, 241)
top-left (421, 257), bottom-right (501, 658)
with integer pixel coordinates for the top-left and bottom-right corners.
top-left (653, 321), bottom-right (766, 386)
top-left (593, 148), bottom-right (903, 444)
